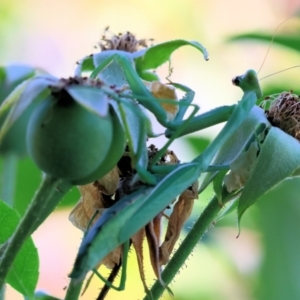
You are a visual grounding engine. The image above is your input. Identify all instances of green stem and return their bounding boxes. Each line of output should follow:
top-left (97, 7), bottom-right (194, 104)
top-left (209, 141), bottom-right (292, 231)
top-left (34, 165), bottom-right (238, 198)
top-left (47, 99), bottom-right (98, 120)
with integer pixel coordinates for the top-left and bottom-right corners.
top-left (144, 195), bottom-right (225, 300)
top-left (0, 174), bottom-right (72, 288)
top-left (64, 278), bottom-right (84, 300)
top-left (1, 153), bottom-right (18, 207)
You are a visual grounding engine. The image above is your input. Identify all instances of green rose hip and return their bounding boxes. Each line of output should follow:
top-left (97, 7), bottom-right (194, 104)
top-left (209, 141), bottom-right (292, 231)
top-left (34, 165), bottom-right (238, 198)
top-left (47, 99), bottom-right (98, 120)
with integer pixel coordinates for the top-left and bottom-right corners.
top-left (27, 92), bottom-right (114, 182)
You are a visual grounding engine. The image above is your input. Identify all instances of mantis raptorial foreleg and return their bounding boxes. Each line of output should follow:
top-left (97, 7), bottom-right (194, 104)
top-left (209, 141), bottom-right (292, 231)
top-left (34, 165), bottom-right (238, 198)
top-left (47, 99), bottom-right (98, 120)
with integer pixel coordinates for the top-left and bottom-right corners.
top-left (89, 53), bottom-right (262, 134)
top-left (90, 53), bottom-right (262, 175)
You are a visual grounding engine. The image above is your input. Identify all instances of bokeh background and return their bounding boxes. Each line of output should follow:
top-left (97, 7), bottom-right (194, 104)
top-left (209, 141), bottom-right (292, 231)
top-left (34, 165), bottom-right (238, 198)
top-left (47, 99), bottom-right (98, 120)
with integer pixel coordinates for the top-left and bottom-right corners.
top-left (1, 0), bottom-right (300, 299)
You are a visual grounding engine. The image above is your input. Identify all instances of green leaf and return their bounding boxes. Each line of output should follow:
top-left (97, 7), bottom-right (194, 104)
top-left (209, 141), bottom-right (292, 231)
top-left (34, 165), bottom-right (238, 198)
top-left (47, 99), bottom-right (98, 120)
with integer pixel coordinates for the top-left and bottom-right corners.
top-left (213, 170), bottom-right (228, 204)
top-left (12, 75), bottom-right (57, 122)
top-left (92, 50), bottom-right (134, 87)
top-left (255, 178), bottom-right (300, 300)
top-left (0, 201), bottom-right (39, 297)
top-left (134, 40), bottom-right (209, 73)
top-left (216, 198), bottom-right (239, 221)
top-left (0, 65), bottom-right (35, 102)
top-left (228, 32), bottom-right (300, 54)
top-left (116, 99), bottom-right (149, 171)
top-left (238, 126), bottom-right (300, 222)
top-left (138, 70), bottom-right (160, 81)
top-left (0, 80), bottom-right (30, 119)
top-left (66, 85), bottom-right (109, 117)
top-left (75, 55), bottom-right (95, 76)
top-left (185, 136), bottom-right (211, 154)
top-left (0, 67), bottom-right (6, 83)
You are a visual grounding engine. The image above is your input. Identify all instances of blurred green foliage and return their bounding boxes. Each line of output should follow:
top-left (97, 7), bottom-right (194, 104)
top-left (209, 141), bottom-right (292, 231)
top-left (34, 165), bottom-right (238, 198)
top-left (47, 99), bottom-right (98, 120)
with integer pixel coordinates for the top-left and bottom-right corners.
top-left (11, 157), bottom-right (80, 216)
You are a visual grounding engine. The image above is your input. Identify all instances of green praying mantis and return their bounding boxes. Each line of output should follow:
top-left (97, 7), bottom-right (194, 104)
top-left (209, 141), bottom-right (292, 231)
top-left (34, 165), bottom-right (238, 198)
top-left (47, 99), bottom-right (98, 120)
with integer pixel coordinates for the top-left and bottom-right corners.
top-left (65, 41), bottom-right (262, 298)
top-left (67, 28), bottom-right (300, 299)
top-left (1, 24), bottom-right (300, 300)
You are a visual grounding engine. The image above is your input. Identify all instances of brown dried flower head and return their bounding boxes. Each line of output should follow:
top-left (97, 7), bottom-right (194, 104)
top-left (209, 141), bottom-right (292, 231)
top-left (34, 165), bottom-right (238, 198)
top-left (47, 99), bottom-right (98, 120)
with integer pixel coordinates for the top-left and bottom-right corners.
top-left (98, 28), bottom-right (151, 53)
top-left (264, 91), bottom-right (300, 141)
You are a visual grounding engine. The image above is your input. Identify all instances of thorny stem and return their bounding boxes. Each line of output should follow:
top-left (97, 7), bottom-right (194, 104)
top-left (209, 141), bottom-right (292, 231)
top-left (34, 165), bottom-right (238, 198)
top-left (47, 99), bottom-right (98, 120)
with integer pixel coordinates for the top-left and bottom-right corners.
top-left (0, 174), bottom-right (71, 288)
top-left (144, 195), bottom-right (226, 300)
top-left (64, 247), bottom-right (123, 300)
top-left (64, 278), bottom-right (84, 300)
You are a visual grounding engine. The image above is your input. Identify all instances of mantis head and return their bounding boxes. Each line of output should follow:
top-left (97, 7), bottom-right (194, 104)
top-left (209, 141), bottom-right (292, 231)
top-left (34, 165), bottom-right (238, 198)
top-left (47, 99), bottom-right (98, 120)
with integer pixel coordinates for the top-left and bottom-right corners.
top-left (232, 69), bottom-right (262, 99)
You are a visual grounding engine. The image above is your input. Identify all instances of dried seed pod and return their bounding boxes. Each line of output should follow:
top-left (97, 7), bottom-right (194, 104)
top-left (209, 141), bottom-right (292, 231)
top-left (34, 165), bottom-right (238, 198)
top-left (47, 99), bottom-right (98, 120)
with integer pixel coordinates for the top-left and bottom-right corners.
top-left (265, 92), bottom-right (300, 140)
top-left (99, 30), bottom-right (149, 53)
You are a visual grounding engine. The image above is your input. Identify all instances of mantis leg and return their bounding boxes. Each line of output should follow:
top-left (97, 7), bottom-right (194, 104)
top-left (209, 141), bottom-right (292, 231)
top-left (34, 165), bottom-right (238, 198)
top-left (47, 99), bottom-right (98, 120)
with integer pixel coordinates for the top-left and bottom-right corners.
top-left (90, 54), bottom-right (261, 182)
top-left (93, 240), bottom-right (129, 292)
top-left (90, 53), bottom-right (259, 140)
top-left (110, 98), bottom-right (157, 185)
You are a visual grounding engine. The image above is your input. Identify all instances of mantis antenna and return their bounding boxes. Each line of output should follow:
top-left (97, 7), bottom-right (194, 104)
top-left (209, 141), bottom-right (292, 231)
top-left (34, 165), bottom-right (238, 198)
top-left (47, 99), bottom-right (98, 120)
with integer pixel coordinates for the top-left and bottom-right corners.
top-left (259, 65), bottom-right (300, 81)
top-left (257, 15), bottom-right (295, 75)
top-left (232, 13), bottom-right (299, 98)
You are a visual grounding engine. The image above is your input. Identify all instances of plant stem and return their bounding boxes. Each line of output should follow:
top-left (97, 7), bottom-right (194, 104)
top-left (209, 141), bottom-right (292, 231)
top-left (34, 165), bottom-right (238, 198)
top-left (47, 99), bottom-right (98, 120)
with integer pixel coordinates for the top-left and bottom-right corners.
top-left (1, 153), bottom-right (18, 207)
top-left (64, 278), bottom-right (84, 300)
top-left (0, 174), bottom-right (72, 288)
top-left (144, 195), bottom-right (224, 300)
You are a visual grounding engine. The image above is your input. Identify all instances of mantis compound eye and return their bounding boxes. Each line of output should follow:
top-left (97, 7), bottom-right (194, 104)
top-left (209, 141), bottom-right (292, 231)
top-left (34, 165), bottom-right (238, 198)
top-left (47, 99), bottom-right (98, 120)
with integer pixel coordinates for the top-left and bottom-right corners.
top-left (232, 76), bottom-right (241, 86)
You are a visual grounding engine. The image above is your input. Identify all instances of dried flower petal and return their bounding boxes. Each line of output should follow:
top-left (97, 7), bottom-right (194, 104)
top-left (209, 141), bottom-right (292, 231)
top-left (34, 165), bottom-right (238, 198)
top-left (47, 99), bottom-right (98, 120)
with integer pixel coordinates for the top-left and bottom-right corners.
top-left (146, 214), bottom-right (163, 280)
top-left (101, 246), bottom-right (122, 269)
top-left (224, 141), bottom-right (259, 193)
top-left (69, 184), bottom-right (106, 231)
top-left (96, 166), bottom-right (120, 195)
top-left (131, 229), bottom-right (148, 292)
top-left (144, 81), bottom-right (178, 120)
top-left (160, 181), bottom-right (199, 265)
top-left (69, 176), bottom-right (121, 268)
